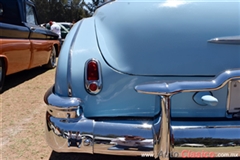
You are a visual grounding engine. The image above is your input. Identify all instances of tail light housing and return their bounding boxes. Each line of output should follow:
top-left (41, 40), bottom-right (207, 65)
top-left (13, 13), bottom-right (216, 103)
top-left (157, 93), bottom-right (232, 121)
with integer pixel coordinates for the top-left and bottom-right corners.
top-left (85, 59), bottom-right (102, 94)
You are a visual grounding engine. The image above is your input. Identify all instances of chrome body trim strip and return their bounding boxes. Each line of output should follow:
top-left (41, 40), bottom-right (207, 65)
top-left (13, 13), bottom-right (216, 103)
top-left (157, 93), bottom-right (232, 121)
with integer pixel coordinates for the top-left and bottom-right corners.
top-left (208, 35), bottom-right (240, 45)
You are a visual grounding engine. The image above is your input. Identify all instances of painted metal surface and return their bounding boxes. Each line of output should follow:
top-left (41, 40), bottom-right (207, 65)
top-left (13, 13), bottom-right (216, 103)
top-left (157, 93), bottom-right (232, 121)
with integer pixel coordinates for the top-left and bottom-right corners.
top-left (55, 1), bottom-right (240, 117)
top-left (95, 0), bottom-right (240, 76)
top-left (0, 39), bottom-right (31, 75)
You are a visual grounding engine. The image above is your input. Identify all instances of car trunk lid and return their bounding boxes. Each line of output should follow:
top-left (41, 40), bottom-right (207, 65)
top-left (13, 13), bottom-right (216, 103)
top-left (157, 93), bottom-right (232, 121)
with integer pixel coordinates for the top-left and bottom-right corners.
top-left (95, 1), bottom-right (240, 76)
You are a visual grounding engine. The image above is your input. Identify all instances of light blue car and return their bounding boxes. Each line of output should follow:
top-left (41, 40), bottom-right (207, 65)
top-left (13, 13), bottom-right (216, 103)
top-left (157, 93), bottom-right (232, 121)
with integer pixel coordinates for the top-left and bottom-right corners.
top-left (44, 0), bottom-right (240, 159)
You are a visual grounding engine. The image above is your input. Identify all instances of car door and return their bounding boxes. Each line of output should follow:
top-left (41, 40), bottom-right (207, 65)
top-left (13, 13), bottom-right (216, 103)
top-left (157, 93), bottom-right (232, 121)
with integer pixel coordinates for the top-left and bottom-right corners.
top-left (24, 1), bottom-right (58, 68)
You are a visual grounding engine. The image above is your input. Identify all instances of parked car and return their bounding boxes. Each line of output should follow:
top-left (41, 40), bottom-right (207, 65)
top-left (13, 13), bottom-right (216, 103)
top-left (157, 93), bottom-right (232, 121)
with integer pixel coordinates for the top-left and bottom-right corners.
top-left (226, 142), bottom-right (237, 147)
top-left (44, 0), bottom-right (240, 159)
top-left (0, 0), bottom-right (60, 92)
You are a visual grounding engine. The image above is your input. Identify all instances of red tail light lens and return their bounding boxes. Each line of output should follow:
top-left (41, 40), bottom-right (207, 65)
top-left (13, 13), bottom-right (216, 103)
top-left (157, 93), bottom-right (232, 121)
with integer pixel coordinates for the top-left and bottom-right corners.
top-left (89, 83), bottom-right (98, 92)
top-left (87, 61), bottom-right (99, 80)
top-left (85, 59), bottom-right (102, 94)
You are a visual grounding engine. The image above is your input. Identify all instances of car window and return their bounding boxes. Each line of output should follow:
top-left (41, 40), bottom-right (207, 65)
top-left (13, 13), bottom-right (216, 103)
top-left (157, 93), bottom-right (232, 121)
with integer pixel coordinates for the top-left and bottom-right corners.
top-left (0, 1), bottom-right (21, 25)
top-left (26, 4), bottom-right (37, 25)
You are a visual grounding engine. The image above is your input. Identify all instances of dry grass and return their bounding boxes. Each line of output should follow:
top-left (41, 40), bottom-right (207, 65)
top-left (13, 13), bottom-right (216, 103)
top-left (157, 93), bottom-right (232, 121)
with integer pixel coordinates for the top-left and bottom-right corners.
top-left (1, 67), bottom-right (55, 160)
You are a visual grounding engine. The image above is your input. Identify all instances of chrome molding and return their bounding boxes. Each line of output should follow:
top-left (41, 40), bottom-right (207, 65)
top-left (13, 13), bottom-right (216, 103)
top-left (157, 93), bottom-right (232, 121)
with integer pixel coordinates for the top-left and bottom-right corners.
top-left (208, 35), bottom-right (240, 45)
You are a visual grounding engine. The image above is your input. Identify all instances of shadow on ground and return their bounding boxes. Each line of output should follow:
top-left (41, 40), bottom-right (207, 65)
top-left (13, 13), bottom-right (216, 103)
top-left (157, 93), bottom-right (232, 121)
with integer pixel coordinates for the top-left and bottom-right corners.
top-left (3, 67), bottom-right (50, 92)
top-left (49, 151), bottom-right (155, 160)
top-left (49, 151), bottom-right (240, 160)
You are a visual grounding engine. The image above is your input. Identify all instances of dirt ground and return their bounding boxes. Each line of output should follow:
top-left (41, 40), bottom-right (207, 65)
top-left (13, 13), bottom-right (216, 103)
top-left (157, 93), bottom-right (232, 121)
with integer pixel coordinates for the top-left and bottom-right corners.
top-left (1, 65), bottom-right (239, 160)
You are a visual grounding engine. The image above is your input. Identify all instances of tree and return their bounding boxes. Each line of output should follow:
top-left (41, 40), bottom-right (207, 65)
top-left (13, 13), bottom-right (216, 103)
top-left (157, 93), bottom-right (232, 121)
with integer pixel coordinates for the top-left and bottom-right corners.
top-left (33, 0), bottom-right (50, 23)
top-left (32, 0), bottom-right (91, 24)
top-left (83, 0), bottom-right (106, 15)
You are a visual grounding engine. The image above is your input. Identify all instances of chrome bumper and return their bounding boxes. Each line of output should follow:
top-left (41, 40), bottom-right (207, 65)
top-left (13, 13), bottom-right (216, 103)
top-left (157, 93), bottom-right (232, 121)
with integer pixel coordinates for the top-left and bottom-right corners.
top-left (45, 69), bottom-right (240, 159)
top-left (44, 87), bottom-right (158, 157)
top-left (172, 122), bottom-right (240, 158)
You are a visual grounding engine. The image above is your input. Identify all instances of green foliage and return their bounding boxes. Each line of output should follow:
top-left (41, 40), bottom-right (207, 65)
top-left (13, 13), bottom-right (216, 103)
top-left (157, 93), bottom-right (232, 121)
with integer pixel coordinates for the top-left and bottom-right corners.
top-left (83, 0), bottom-right (106, 14)
top-left (32, 0), bottom-right (104, 24)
